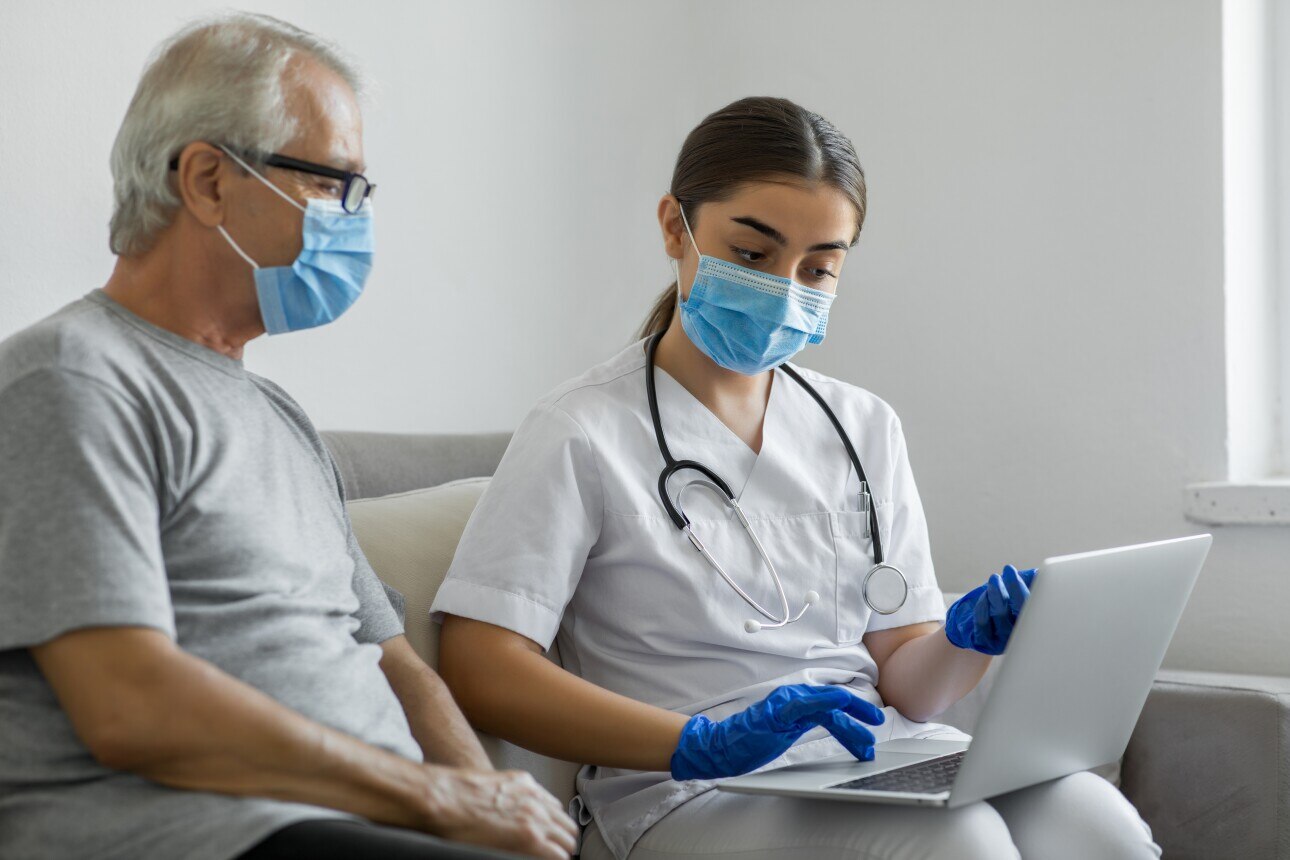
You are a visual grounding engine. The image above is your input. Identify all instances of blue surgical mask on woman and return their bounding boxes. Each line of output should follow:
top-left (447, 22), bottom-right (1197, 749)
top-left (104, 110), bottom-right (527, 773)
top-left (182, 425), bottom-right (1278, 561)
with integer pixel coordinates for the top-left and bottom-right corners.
top-left (216, 146), bottom-right (374, 335)
top-left (673, 205), bottom-right (835, 375)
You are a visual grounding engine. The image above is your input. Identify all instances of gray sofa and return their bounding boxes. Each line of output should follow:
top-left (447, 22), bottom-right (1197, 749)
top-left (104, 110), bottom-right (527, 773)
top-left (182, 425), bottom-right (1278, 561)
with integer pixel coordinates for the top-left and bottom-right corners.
top-left (323, 430), bottom-right (1288, 860)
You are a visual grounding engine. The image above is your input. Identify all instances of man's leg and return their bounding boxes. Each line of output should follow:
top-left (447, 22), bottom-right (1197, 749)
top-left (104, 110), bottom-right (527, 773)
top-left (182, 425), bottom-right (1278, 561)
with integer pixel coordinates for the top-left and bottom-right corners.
top-left (235, 818), bottom-right (521, 860)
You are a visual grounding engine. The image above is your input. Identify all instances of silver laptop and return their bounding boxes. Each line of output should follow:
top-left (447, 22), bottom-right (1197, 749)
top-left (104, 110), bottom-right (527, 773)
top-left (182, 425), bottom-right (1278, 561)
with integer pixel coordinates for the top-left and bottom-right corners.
top-left (720, 534), bottom-right (1211, 807)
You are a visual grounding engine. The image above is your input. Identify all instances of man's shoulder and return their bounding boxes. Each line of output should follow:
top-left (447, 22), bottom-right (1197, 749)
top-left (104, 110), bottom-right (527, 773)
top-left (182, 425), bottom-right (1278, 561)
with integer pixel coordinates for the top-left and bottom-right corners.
top-left (245, 372), bottom-right (312, 428)
top-left (245, 370), bottom-right (293, 405)
top-left (0, 294), bottom-right (134, 396)
top-left (244, 371), bottom-right (334, 467)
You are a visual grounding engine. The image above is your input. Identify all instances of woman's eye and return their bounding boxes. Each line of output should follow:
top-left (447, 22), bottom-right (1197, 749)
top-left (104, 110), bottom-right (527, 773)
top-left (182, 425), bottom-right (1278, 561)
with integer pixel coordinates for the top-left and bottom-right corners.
top-left (805, 268), bottom-right (838, 283)
top-left (732, 246), bottom-right (765, 264)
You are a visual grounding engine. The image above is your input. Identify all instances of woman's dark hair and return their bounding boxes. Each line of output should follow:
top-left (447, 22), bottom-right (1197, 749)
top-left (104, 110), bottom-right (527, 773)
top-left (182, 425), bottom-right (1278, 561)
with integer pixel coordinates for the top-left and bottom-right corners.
top-left (636, 96), bottom-right (867, 340)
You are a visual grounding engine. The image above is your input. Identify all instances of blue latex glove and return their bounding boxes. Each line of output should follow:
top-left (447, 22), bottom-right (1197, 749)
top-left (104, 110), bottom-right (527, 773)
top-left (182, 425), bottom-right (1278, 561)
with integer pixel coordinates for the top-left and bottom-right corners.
top-left (670, 684), bottom-right (885, 781)
top-left (945, 564), bottom-right (1036, 655)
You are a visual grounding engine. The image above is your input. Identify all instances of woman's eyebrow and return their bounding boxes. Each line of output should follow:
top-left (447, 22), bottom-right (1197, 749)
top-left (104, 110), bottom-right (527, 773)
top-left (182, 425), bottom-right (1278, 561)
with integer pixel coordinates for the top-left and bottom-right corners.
top-left (731, 216), bottom-right (787, 245)
top-left (731, 216), bottom-right (848, 252)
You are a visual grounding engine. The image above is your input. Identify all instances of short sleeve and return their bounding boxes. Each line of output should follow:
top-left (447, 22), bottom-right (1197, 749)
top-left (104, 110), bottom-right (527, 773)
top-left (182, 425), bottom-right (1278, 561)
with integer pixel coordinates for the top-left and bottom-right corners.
top-left (0, 369), bottom-right (174, 649)
top-left (864, 419), bottom-right (946, 633)
top-left (347, 525), bottom-right (406, 644)
top-left (323, 447), bottom-right (404, 645)
top-left (430, 403), bottom-right (603, 650)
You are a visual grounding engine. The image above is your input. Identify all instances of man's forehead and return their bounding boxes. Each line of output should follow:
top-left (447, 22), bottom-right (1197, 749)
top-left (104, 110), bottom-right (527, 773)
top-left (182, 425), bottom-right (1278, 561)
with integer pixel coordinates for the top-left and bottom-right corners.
top-left (281, 56), bottom-right (364, 171)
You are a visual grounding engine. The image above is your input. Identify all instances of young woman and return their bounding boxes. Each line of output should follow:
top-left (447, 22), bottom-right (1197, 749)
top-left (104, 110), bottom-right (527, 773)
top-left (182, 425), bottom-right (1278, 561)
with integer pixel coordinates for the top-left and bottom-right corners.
top-left (432, 97), bottom-right (1159, 860)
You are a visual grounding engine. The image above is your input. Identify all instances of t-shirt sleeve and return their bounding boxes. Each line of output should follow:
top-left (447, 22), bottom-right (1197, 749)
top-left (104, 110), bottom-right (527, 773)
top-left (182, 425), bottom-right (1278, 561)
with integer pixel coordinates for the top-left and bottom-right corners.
top-left (347, 521), bottom-right (406, 644)
top-left (322, 448), bottom-right (404, 645)
top-left (865, 418), bottom-right (946, 633)
top-left (430, 402), bottom-right (603, 650)
top-left (0, 369), bottom-right (174, 650)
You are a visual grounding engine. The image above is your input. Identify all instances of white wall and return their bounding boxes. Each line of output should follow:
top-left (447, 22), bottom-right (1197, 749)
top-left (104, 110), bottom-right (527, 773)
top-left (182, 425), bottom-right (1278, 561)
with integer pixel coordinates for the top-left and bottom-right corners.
top-left (5, 0), bottom-right (1286, 676)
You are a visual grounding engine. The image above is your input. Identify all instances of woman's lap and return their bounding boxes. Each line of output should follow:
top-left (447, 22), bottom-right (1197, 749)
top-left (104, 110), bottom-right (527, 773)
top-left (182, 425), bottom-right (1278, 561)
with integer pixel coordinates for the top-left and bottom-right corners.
top-left (581, 771), bottom-right (1159, 860)
top-left (989, 771), bottom-right (1161, 860)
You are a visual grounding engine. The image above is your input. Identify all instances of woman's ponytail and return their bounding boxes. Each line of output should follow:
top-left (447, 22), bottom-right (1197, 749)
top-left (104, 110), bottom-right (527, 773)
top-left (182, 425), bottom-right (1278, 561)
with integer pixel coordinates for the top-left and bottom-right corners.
top-left (636, 282), bottom-right (677, 340)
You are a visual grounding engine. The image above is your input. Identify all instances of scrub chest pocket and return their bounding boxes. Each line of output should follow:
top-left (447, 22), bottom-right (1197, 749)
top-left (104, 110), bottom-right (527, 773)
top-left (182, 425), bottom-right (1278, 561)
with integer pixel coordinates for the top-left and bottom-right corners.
top-left (831, 502), bottom-right (891, 644)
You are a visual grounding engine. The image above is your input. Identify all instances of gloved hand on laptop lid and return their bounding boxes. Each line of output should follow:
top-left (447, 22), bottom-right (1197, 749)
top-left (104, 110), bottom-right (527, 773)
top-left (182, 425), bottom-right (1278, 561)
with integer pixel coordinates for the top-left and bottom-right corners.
top-left (945, 564), bottom-right (1037, 655)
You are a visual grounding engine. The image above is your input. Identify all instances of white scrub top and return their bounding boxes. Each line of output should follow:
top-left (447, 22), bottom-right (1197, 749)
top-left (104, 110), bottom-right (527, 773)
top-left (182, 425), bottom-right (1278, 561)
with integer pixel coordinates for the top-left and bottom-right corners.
top-left (431, 341), bottom-right (953, 860)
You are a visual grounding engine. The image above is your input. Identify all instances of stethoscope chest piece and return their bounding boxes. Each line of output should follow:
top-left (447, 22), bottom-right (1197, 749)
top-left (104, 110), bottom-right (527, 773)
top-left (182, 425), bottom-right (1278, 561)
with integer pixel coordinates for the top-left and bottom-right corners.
top-left (862, 563), bottom-right (909, 615)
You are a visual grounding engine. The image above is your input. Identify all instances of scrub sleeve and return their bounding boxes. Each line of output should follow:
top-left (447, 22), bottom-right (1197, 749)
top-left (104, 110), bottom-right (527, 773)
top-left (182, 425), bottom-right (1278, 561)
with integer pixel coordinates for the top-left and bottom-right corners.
top-left (432, 403), bottom-right (603, 649)
top-left (862, 421), bottom-right (947, 634)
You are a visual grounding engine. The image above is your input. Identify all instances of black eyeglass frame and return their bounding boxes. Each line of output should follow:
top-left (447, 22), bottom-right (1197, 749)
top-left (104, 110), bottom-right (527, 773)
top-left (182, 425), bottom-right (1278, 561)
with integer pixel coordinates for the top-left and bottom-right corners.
top-left (168, 148), bottom-right (375, 214)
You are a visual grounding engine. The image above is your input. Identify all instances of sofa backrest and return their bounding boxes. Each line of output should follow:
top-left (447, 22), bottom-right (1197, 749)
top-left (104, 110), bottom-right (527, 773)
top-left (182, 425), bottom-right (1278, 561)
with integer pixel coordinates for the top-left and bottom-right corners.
top-left (322, 430), bottom-right (511, 501)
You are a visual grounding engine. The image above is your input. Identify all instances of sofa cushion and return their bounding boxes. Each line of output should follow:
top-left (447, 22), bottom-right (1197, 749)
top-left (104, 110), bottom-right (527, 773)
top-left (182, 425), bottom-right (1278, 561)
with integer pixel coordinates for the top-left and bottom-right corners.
top-left (348, 478), bottom-right (490, 665)
top-left (347, 478), bottom-right (582, 804)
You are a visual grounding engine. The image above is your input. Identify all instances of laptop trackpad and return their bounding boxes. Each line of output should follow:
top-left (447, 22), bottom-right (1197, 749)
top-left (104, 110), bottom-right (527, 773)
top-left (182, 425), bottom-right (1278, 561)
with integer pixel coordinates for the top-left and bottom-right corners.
top-left (765, 739), bottom-right (970, 783)
top-left (879, 738), bottom-right (970, 756)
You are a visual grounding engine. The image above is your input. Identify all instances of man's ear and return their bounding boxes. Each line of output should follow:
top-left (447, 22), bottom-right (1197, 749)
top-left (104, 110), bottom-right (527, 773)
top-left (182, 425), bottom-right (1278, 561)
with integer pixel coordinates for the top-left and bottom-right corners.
top-left (656, 194), bottom-right (689, 262)
top-left (174, 141), bottom-right (230, 228)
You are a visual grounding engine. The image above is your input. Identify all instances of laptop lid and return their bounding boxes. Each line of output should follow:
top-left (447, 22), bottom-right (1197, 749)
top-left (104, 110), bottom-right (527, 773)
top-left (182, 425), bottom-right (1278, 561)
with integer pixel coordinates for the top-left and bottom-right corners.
top-left (947, 534), bottom-right (1211, 807)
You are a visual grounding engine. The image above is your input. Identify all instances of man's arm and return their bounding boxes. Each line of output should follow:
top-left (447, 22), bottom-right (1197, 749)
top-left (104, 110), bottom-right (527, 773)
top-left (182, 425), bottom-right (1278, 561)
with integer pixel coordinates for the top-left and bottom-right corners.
top-left (379, 634), bottom-right (492, 770)
top-left (30, 626), bottom-right (576, 860)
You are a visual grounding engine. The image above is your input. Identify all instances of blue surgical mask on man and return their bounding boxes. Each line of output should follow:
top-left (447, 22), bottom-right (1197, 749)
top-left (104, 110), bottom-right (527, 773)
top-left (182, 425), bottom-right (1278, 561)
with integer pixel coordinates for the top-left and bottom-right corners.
top-left (672, 205), bottom-right (834, 375)
top-left (216, 146), bottom-right (374, 335)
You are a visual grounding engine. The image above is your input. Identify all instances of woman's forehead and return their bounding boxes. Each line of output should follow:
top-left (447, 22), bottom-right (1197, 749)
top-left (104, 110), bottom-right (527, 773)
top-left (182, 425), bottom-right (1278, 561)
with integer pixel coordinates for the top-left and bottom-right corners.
top-left (701, 180), bottom-right (859, 244)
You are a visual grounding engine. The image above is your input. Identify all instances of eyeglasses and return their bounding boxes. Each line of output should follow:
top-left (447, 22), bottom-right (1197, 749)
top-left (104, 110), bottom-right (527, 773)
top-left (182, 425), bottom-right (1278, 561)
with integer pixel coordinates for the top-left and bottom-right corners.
top-left (168, 148), bottom-right (376, 214)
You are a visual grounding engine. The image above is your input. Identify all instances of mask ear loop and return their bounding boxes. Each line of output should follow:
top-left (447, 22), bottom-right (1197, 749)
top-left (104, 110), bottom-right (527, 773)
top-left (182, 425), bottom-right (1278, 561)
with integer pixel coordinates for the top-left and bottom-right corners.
top-left (218, 145), bottom-right (307, 214)
top-left (217, 225), bottom-right (260, 269)
top-left (214, 145), bottom-right (309, 271)
top-left (672, 197), bottom-right (702, 308)
top-left (677, 200), bottom-right (700, 253)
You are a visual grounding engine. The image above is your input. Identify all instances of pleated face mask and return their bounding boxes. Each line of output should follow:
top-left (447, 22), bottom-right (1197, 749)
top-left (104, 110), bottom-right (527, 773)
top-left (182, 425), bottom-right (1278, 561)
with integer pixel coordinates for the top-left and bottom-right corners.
top-left (217, 146), bottom-right (374, 335)
top-left (673, 205), bottom-right (834, 375)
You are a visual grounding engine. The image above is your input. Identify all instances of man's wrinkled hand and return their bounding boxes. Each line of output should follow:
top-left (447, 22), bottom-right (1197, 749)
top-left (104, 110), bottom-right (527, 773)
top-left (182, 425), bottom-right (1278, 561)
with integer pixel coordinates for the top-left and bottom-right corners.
top-left (423, 767), bottom-right (577, 860)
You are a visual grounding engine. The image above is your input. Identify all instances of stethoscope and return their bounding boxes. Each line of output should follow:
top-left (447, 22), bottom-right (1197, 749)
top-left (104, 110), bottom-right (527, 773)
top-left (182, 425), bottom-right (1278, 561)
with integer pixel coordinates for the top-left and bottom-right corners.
top-left (646, 332), bottom-right (908, 633)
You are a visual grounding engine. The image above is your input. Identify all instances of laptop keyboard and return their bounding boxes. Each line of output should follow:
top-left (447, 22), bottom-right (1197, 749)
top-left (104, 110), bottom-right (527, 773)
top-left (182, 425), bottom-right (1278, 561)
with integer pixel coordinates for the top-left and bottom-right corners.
top-left (829, 751), bottom-right (966, 795)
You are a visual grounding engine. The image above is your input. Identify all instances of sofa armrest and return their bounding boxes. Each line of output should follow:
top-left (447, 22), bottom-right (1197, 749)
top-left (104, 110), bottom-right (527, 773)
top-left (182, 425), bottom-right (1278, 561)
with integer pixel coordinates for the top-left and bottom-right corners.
top-left (1120, 669), bottom-right (1290, 860)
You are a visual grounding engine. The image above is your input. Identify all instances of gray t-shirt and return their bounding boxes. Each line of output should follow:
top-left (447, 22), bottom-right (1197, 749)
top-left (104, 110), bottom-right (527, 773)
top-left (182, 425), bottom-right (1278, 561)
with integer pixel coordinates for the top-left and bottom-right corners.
top-left (0, 291), bottom-right (424, 859)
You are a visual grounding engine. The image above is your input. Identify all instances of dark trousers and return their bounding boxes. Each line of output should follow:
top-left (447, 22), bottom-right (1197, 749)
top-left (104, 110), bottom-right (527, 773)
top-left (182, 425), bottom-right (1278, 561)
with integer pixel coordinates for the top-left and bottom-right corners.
top-left (236, 818), bottom-right (524, 860)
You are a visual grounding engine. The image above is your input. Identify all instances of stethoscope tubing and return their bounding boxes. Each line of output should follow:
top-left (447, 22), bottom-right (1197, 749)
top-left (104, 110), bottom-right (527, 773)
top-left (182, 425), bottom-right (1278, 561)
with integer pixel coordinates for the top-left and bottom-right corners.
top-left (644, 332), bottom-right (907, 623)
top-left (672, 478), bottom-right (805, 627)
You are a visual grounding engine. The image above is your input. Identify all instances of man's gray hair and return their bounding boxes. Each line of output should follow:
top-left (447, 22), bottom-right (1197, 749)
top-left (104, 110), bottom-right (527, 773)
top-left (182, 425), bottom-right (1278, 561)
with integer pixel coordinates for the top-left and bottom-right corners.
top-left (108, 12), bottom-right (362, 256)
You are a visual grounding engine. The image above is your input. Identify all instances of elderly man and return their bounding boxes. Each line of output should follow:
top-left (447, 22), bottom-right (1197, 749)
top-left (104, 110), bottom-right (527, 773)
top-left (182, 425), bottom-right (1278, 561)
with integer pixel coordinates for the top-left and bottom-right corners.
top-left (0, 13), bottom-right (575, 860)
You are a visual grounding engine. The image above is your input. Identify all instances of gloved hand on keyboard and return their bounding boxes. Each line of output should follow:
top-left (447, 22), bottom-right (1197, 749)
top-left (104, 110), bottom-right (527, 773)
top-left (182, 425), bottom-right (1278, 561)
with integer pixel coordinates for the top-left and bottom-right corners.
top-left (944, 564), bottom-right (1036, 655)
top-left (670, 684), bottom-right (885, 781)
